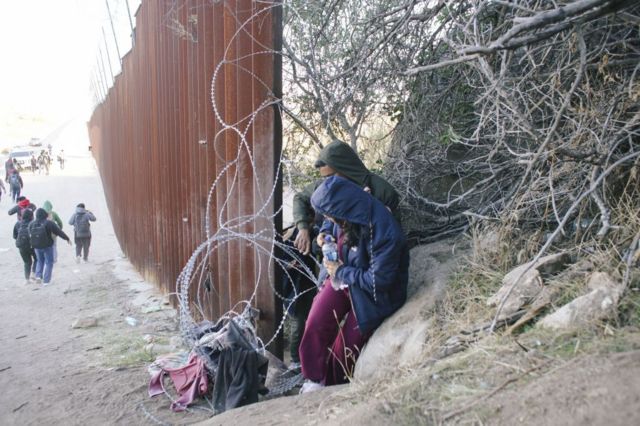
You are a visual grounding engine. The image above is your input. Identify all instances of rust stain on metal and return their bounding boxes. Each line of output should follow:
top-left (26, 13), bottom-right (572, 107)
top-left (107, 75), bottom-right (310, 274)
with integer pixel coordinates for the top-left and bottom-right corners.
top-left (87, 0), bottom-right (281, 348)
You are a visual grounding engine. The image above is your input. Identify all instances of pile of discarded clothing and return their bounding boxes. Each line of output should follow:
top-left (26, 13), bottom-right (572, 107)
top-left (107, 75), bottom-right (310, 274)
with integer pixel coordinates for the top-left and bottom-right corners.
top-left (148, 312), bottom-right (269, 414)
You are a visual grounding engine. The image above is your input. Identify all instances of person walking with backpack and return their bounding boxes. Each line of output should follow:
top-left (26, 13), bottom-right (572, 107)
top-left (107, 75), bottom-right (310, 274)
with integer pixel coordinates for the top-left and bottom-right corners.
top-left (43, 200), bottom-right (63, 263)
top-left (5, 157), bottom-right (16, 181)
top-left (68, 203), bottom-right (96, 263)
top-left (29, 154), bottom-right (37, 173)
top-left (8, 196), bottom-right (36, 221)
top-left (29, 208), bottom-right (71, 286)
top-left (13, 209), bottom-right (37, 284)
top-left (8, 170), bottom-right (23, 202)
top-left (38, 151), bottom-right (50, 175)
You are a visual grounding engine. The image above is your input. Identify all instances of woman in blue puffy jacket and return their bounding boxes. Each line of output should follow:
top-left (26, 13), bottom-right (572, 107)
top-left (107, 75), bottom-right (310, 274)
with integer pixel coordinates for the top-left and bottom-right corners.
top-left (298, 176), bottom-right (409, 393)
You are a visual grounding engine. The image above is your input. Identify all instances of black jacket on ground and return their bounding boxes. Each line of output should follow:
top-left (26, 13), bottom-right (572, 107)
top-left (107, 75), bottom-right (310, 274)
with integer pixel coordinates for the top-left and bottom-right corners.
top-left (212, 320), bottom-right (269, 413)
top-left (213, 347), bottom-right (269, 413)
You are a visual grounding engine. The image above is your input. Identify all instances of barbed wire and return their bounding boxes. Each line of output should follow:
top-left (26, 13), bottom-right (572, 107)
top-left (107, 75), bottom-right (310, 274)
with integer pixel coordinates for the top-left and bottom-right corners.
top-left (173, 1), bottom-right (322, 361)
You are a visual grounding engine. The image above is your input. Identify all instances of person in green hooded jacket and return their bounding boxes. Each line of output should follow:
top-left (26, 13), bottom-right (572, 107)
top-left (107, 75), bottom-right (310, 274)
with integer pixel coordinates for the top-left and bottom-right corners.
top-left (292, 139), bottom-right (400, 255)
top-left (42, 200), bottom-right (63, 263)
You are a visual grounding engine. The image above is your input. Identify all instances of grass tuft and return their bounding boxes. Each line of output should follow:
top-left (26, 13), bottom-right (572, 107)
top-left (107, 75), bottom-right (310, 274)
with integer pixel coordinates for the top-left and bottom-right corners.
top-left (99, 331), bottom-right (155, 368)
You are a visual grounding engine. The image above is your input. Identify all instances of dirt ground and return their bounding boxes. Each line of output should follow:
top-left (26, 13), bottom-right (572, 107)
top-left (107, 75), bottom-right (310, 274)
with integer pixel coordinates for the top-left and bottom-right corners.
top-left (2, 128), bottom-right (639, 425)
top-left (198, 349), bottom-right (640, 426)
top-left (472, 349), bottom-right (640, 426)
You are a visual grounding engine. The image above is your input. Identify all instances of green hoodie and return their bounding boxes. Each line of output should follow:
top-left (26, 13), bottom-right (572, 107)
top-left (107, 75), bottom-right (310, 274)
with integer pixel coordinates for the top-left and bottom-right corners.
top-left (292, 140), bottom-right (400, 230)
top-left (43, 200), bottom-right (63, 229)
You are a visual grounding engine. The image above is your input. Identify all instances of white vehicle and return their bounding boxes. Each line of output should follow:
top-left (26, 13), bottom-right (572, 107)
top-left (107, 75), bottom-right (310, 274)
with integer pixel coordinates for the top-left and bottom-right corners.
top-left (9, 148), bottom-right (35, 171)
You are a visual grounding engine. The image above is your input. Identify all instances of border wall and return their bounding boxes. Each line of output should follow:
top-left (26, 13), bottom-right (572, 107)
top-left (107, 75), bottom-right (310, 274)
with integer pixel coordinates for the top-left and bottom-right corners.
top-left (87, 0), bottom-right (282, 348)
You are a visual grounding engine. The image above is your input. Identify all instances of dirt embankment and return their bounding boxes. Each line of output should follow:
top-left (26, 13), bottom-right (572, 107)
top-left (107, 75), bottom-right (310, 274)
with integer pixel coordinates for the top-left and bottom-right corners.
top-left (199, 349), bottom-right (640, 426)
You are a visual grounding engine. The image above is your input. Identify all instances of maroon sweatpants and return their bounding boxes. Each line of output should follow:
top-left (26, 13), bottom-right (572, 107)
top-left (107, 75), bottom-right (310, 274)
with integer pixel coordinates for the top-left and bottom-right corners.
top-left (299, 279), bottom-right (370, 385)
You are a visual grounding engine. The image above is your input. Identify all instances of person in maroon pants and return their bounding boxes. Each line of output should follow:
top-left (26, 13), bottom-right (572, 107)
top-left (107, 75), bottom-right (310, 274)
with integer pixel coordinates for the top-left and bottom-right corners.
top-left (298, 176), bottom-right (409, 393)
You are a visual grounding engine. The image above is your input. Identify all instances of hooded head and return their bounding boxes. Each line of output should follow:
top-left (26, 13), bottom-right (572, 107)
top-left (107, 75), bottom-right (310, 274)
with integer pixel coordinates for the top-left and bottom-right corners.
top-left (22, 209), bottom-right (34, 222)
top-left (35, 208), bottom-right (48, 221)
top-left (43, 200), bottom-right (53, 213)
top-left (311, 176), bottom-right (373, 226)
top-left (315, 140), bottom-right (370, 186)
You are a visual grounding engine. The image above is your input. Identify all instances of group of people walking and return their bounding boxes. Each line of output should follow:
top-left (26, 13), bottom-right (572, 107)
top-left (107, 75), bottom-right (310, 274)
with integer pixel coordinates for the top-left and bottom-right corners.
top-left (31, 147), bottom-right (65, 173)
top-left (284, 140), bottom-right (409, 393)
top-left (31, 150), bottom-right (53, 175)
top-left (10, 197), bottom-right (97, 286)
top-left (1, 149), bottom-right (67, 203)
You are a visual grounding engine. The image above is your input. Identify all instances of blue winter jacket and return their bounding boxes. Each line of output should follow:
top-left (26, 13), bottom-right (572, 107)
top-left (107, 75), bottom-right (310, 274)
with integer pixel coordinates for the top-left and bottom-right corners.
top-left (311, 176), bottom-right (409, 335)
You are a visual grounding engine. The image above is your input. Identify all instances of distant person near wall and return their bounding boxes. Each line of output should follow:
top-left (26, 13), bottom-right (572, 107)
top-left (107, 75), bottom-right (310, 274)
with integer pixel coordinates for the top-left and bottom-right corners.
top-left (68, 203), bottom-right (96, 263)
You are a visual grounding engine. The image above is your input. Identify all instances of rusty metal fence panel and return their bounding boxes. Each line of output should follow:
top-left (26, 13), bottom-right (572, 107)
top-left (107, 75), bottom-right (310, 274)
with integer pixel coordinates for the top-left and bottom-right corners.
top-left (88, 0), bottom-right (281, 347)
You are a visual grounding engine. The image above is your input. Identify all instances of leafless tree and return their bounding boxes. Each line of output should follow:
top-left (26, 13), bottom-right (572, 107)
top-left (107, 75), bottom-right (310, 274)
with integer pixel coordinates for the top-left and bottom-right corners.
top-left (281, 0), bottom-right (445, 151)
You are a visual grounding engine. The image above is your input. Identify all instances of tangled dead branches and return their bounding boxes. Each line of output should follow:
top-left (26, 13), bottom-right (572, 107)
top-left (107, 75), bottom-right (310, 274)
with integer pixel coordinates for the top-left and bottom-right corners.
top-left (384, 1), bottom-right (640, 253)
top-left (281, 0), bottom-right (639, 264)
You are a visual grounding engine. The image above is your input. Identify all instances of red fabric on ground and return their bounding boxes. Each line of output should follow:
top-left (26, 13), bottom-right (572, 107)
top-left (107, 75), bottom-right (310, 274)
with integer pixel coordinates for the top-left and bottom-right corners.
top-left (148, 353), bottom-right (209, 412)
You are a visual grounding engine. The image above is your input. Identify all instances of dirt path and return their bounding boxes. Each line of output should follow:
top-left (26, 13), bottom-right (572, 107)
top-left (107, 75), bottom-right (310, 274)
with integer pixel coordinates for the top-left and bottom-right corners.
top-left (0, 132), bottom-right (209, 425)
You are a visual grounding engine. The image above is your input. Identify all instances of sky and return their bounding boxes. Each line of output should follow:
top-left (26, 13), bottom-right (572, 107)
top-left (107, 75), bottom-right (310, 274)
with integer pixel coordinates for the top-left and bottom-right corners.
top-left (0, 0), bottom-right (138, 146)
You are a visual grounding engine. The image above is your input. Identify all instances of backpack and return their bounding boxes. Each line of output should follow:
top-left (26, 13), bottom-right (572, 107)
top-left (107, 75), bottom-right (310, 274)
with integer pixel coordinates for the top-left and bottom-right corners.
top-left (29, 221), bottom-right (49, 249)
top-left (15, 222), bottom-right (31, 249)
top-left (18, 205), bottom-right (32, 221)
top-left (74, 213), bottom-right (91, 235)
top-left (9, 173), bottom-right (19, 187)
